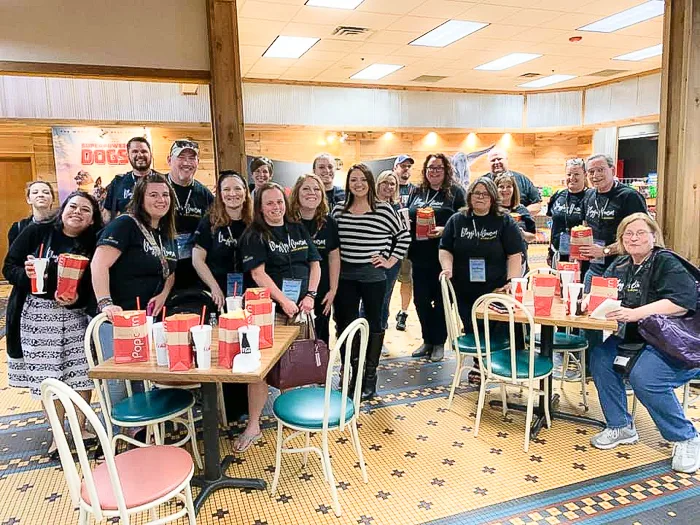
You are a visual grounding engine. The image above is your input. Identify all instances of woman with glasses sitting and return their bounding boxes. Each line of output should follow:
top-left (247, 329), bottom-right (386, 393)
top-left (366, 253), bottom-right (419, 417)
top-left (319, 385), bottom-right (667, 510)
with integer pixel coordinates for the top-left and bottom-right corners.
top-left (546, 158), bottom-right (593, 268)
top-left (588, 213), bottom-right (699, 473)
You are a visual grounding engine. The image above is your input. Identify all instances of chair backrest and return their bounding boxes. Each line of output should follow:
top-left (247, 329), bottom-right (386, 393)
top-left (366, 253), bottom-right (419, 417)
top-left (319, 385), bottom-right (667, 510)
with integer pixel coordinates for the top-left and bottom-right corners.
top-left (326, 318), bottom-right (369, 432)
top-left (524, 267), bottom-right (556, 290)
top-left (41, 378), bottom-right (128, 522)
top-left (471, 293), bottom-right (537, 383)
top-left (440, 274), bottom-right (463, 354)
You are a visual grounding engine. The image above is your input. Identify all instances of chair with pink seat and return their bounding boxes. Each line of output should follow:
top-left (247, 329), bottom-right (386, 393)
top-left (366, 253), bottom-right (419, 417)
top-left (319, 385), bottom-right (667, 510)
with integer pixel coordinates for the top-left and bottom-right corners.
top-left (40, 378), bottom-right (197, 525)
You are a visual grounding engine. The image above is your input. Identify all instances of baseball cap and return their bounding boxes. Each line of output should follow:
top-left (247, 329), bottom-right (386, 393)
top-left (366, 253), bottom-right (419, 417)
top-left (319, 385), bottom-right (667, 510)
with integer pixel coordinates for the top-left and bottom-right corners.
top-left (170, 139), bottom-right (199, 158)
top-left (394, 154), bottom-right (414, 168)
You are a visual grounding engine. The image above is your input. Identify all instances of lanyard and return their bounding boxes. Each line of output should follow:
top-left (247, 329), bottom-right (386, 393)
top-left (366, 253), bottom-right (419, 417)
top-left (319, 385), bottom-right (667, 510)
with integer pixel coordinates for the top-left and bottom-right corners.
top-left (423, 188), bottom-right (441, 208)
top-left (169, 176), bottom-right (193, 213)
top-left (472, 217), bottom-right (480, 246)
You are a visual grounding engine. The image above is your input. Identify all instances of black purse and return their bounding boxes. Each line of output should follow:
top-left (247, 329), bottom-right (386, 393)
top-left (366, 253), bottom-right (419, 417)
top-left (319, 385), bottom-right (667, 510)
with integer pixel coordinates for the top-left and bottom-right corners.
top-left (613, 341), bottom-right (645, 376)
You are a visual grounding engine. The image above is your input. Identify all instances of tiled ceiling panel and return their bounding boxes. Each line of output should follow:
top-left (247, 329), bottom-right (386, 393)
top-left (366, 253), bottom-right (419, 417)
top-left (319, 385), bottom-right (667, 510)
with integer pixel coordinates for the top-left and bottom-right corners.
top-left (238, 0), bottom-right (663, 91)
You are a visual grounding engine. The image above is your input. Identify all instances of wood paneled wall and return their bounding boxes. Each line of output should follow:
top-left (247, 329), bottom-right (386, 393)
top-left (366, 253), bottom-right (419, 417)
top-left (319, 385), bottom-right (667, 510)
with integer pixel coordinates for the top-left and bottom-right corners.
top-left (0, 123), bottom-right (593, 194)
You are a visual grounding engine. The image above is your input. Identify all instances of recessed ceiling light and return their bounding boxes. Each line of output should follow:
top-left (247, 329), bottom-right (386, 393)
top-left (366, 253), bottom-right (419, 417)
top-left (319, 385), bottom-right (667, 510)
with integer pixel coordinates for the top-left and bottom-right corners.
top-left (474, 53), bottom-right (542, 71)
top-left (518, 74), bottom-right (576, 88)
top-left (578, 1), bottom-right (664, 33)
top-left (351, 63), bottom-right (403, 80)
top-left (306, 0), bottom-right (364, 9)
top-left (613, 43), bottom-right (663, 61)
top-left (263, 36), bottom-right (319, 59)
top-left (410, 20), bottom-right (489, 48)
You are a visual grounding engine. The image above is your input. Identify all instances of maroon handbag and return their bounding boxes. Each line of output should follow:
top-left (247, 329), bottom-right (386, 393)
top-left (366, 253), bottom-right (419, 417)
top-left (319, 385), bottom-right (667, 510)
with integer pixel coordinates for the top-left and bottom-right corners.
top-left (267, 315), bottom-right (330, 390)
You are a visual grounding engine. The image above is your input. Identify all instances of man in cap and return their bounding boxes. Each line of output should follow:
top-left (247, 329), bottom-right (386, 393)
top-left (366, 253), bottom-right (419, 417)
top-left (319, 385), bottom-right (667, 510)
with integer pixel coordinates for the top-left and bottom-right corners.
top-left (485, 148), bottom-right (542, 214)
top-left (102, 137), bottom-right (161, 222)
top-left (167, 139), bottom-right (214, 290)
top-left (393, 154), bottom-right (415, 331)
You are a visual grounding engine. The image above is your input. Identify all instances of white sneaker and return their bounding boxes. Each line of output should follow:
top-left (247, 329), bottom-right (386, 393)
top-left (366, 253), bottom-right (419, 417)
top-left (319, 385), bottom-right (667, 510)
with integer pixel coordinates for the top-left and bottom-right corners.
top-left (590, 425), bottom-right (639, 450)
top-left (672, 435), bottom-right (700, 473)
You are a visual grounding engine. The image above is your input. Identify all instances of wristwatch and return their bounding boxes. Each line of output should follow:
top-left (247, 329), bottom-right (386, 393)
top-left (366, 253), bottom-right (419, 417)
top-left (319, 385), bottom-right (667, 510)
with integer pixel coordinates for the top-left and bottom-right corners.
top-left (305, 290), bottom-right (318, 299)
top-left (603, 247), bottom-right (611, 256)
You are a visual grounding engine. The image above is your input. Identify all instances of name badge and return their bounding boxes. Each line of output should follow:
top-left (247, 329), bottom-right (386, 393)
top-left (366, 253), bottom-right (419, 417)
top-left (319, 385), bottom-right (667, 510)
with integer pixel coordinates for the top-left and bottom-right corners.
top-left (559, 232), bottom-right (571, 255)
top-left (469, 258), bottom-right (486, 282)
top-left (175, 233), bottom-right (194, 260)
top-left (227, 273), bottom-right (244, 297)
top-left (592, 240), bottom-right (606, 264)
top-left (282, 278), bottom-right (302, 303)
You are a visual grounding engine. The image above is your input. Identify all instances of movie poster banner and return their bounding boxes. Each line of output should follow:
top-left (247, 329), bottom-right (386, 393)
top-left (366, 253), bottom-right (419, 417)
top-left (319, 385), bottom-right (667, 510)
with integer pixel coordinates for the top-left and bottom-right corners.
top-left (52, 127), bottom-right (151, 206)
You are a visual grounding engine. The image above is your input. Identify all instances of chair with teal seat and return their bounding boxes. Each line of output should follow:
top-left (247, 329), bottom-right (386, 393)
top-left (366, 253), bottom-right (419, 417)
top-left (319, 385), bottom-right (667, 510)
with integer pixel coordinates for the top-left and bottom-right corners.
top-left (440, 274), bottom-right (510, 410)
top-left (472, 294), bottom-right (554, 452)
top-left (84, 314), bottom-right (203, 470)
top-left (270, 318), bottom-right (369, 517)
top-left (525, 268), bottom-right (589, 410)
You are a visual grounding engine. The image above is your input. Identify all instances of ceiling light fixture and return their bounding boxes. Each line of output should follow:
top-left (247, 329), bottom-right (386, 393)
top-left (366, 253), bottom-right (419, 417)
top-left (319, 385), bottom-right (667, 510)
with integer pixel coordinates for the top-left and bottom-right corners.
top-left (410, 20), bottom-right (489, 48)
top-left (263, 36), bottom-right (319, 59)
top-left (578, 1), bottom-right (664, 33)
top-left (613, 43), bottom-right (663, 61)
top-left (518, 74), bottom-right (576, 88)
top-left (306, 0), bottom-right (364, 9)
top-left (474, 53), bottom-right (542, 71)
top-left (351, 63), bottom-right (403, 80)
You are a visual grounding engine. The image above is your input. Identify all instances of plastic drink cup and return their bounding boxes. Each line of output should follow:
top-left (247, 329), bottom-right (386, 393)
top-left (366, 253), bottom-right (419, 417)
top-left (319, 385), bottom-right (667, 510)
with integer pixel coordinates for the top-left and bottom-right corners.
top-left (559, 270), bottom-right (575, 302)
top-left (568, 283), bottom-right (585, 316)
top-left (226, 296), bottom-right (243, 313)
top-left (146, 316), bottom-right (154, 353)
top-left (190, 325), bottom-right (212, 369)
top-left (152, 322), bottom-right (169, 366)
top-left (31, 257), bottom-right (49, 294)
top-left (510, 278), bottom-right (528, 303)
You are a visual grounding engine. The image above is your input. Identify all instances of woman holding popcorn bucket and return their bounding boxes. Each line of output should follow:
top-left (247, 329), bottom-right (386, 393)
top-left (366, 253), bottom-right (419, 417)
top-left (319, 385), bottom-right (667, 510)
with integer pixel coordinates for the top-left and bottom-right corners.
top-left (3, 191), bottom-right (103, 458)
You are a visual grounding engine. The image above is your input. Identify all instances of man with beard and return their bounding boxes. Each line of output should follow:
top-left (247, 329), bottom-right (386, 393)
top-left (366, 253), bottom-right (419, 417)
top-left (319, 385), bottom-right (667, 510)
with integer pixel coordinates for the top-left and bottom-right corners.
top-left (103, 137), bottom-right (160, 222)
top-left (393, 154), bottom-right (415, 331)
top-left (167, 139), bottom-right (215, 290)
top-left (484, 148), bottom-right (542, 214)
top-left (313, 153), bottom-right (345, 207)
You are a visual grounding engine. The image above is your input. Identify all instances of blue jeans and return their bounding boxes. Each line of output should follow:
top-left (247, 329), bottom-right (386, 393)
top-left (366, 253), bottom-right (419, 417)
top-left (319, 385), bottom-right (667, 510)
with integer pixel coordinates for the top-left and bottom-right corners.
top-left (590, 335), bottom-right (700, 442)
top-left (584, 263), bottom-right (606, 351)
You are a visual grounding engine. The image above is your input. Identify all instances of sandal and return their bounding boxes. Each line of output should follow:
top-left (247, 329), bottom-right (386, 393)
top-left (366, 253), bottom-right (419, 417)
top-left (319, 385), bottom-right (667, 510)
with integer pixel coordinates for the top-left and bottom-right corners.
top-left (232, 432), bottom-right (262, 453)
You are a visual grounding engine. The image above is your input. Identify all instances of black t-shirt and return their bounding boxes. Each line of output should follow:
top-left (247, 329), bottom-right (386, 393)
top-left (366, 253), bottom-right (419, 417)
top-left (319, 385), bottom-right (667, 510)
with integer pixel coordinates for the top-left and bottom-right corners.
top-left (440, 212), bottom-right (523, 298)
top-left (507, 204), bottom-right (536, 234)
top-left (193, 214), bottom-right (247, 293)
top-left (605, 249), bottom-right (697, 342)
top-left (325, 186), bottom-right (346, 207)
top-left (582, 182), bottom-right (647, 267)
top-left (407, 184), bottom-right (466, 267)
top-left (547, 188), bottom-right (592, 250)
top-left (103, 171), bottom-right (161, 218)
top-left (484, 171), bottom-right (541, 207)
top-left (3, 221), bottom-right (96, 305)
top-left (301, 215), bottom-right (340, 293)
top-left (398, 182), bottom-right (416, 208)
top-left (168, 176), bottom-right (215, 237)
top-left (97, 215), bottom-right (178, 310)
top-left (241, 220), bottom-right (322, 300)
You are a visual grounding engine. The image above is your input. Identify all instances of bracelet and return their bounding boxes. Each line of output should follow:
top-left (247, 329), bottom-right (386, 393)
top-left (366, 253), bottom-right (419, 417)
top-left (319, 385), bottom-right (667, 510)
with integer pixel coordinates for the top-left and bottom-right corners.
top-left (305, 290), bottom-right (318, 299)
top-left (97, 298), bottom-right (114, 311)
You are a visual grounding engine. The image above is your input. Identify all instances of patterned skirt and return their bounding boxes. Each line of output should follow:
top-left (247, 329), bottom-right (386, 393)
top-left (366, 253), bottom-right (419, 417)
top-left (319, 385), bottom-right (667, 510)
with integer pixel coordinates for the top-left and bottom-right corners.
top-left (8, 295), bottom-right (92, 398)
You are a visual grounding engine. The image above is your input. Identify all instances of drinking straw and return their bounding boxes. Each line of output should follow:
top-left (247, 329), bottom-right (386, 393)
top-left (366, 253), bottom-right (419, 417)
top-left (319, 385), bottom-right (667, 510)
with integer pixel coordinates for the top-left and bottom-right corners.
top-left (38, 244), bottom-right (44, 258)
top-left (162, 306), bottom-right (166, 322)
top-left (233, 281), bottom-right (238, 297)
top-left (136, 297), bottom-right (141, 311)
top-left (200, 305), bottom-right (206, 326)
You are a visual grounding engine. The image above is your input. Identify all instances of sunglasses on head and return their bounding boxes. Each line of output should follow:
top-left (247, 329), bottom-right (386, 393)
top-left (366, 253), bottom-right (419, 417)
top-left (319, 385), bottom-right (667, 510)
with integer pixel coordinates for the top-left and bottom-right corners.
top-left (174, 140), bottom-right (199, 149)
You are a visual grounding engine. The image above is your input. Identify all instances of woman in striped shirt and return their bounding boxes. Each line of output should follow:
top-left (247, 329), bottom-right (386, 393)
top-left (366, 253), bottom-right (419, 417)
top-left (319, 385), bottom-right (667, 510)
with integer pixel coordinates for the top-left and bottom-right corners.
top-left (332, 164), bottom-right (410, 401)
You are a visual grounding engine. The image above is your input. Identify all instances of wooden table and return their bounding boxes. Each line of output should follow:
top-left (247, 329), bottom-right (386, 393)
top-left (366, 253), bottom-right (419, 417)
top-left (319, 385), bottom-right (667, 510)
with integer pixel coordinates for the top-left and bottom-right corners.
top-left (89, 325), bottom-right (299, 513)
top-left (475, 293), bottom-right (617, 439)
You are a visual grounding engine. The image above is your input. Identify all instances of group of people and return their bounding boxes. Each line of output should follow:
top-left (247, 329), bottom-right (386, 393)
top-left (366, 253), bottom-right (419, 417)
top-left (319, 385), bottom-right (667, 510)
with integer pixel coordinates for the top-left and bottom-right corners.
top-left (3, 139), bottom-right (698, 473)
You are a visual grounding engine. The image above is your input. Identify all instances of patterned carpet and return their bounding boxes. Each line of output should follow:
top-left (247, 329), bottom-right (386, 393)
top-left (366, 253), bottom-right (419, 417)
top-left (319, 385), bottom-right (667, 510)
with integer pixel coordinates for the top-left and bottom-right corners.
top-left (0, 278), bottom-right (698, 525)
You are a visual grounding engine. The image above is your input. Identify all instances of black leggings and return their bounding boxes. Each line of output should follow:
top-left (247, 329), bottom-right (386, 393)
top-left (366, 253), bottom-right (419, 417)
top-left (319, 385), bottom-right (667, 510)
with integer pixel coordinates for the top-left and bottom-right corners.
top-left (412, 264), bottom-right (447, 345)
top-left (334, 279), bottom-right (386, 336)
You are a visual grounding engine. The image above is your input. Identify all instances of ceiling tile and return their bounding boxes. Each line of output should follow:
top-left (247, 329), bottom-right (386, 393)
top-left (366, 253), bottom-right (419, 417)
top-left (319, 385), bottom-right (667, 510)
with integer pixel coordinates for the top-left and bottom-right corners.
top-left (367, 30), bottom-right (424, 45)
top-left (458, 3), bottom-right (522, 23)
top-left (574, 0), bottom-right (651, 16)
top-left (538, 12), bottom-right (600, 30)
top-left (409, 0), bottom-right (478, 18)
top-left (386, 15), bottom-right (450, 33)
top-left (238, 18), bottom-right (287, 47)
top-left (239, 1), bottom-right (303, 22)
top-left (500, 8), bottom-right (567, 27)
top-left (281, 22), bottom-right (336, 38)
top-left (299, 48), bottom-right (348, 62)
top-left (512, 28), bottom-right (571, 44)
top-left (471, 23), bottom-right (533, 40)
top-left (354, 42), bottom-right (403, 55)
top-left (342, 10), bottom-right (403, 30)
top-left (313, 39), bottom-right (364, 52)
top-left (291, 6), bottom-right (354, 26)
top-left (357, 0), bottom-right (426, 15)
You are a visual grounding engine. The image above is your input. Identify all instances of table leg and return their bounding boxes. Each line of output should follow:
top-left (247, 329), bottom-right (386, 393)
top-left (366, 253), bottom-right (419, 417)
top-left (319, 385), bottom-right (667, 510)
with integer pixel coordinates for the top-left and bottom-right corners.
top-left (191, 383), bottom-right (266, 514)
top-left (489, 325), bottom-right (605, 438)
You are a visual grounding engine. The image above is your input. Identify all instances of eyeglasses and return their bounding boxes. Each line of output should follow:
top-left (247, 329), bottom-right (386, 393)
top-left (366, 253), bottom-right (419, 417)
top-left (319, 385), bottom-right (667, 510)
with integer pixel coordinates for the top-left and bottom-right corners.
top-left (471, 191), bottom-right (491, 199)
top-left (623, 230), bottom-right (653, 239)
top-left (173, 140), bottom-right (199, 149)
top-left (427, 166), bottom-right (445, 173)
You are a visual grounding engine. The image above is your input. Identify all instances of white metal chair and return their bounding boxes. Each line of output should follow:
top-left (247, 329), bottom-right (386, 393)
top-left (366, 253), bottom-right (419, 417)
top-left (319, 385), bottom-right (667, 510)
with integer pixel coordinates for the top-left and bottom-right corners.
top-left (270, 318), bottom-right (370, 517)
top-left (525, 268), bottom-right (589, 410)
top-left (85, 313), bottom-right (203, 469)
top-left (41, 378), bottom-right (196, 525)
top-left (683, 379), bottom-right (700, 414)
top-left (472, 294), bottom-right (554, 453)
top-left (440, 274), bottom-right (510, 410)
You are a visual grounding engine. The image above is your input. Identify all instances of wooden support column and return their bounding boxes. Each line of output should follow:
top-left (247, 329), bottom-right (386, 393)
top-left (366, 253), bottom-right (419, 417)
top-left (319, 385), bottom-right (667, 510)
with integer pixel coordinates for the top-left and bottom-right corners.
top-left (206, 0), bottom-right (246, 176)
top-left (657, 0), bottom-right (700, 264)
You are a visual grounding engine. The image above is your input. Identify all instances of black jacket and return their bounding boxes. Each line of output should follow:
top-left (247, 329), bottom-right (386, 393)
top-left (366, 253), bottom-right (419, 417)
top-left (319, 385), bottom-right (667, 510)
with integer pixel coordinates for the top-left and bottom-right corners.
top-left (4, 217), bottom-right (33, 359)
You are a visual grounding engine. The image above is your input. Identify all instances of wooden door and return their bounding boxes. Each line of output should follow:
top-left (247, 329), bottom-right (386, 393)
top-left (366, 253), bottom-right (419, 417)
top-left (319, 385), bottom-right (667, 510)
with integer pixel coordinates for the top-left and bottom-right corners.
top-left (0, 158), bottom-right (33, 266)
